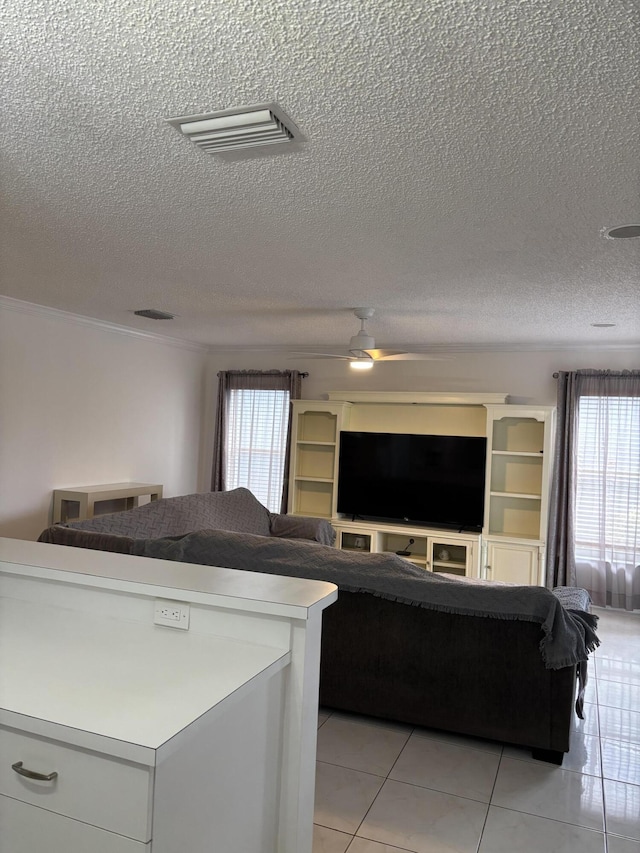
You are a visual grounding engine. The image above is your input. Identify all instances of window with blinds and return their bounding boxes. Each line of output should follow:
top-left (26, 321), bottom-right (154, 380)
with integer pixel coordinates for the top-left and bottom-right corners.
top-left (575, 395), bottom-right (640, 566)
top-left (224, 388), bottom-right (290, 512)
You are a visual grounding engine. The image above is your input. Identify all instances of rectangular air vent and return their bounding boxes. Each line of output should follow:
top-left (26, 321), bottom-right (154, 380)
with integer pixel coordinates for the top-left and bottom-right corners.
top-left (166, 103), bottom-right (301, 155)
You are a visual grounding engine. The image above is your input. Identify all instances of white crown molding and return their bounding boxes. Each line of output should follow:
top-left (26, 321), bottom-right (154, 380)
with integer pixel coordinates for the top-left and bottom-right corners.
top-left (410, 341), bottom-right (640, 353)
top-left (3, 297), bottom-right (637, 356)
top-left (209, 340), bottom-right (640, 355)
top-left (0, 296), bottom-right (208, 353)
top-left (327, 391), bottom-right (509, 405)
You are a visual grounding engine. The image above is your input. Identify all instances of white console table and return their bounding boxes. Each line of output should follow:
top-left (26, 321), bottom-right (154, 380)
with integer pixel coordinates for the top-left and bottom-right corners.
top-left (0, 538), bottom-right (337, 853)
top-left (52, 482), bottom-right (163, 523)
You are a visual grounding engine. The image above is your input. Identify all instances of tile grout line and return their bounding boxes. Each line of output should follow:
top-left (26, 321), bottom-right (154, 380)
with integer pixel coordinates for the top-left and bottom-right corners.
top-left (344, 724), bottom-right (418, 848)
top-left (475, 743), bottom-right (505, 853)
top-left (595, 673), bottom-right (611, 853)
top-left (595, 670), bottom-right (607, 840)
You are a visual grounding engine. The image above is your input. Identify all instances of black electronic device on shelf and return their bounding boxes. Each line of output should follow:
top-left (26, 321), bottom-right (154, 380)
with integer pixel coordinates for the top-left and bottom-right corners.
top-left (396, 538), bottom-right (415, 556)
top-left (337, 431), bottom-right (487, 531)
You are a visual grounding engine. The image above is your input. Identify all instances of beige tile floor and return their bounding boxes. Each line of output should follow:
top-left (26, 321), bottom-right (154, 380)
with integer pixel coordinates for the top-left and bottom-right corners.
top-left (313, 606), bottom-right (640, 853)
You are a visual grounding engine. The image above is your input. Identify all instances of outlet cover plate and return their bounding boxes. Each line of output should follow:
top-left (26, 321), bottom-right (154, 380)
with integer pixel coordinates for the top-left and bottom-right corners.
top-left (154, 598), bottom-right (190, 630)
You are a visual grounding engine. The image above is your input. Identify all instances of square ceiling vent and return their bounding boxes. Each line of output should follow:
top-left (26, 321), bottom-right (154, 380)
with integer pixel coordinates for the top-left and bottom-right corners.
top-left (166, 103), bottom-right (301, 155)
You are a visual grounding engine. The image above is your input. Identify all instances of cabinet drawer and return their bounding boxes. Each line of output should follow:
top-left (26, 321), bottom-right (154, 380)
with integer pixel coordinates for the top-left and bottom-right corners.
top-left (0, 727), bottom-right (153, 841)
top-left (0, 794), bottom-right (150, 852)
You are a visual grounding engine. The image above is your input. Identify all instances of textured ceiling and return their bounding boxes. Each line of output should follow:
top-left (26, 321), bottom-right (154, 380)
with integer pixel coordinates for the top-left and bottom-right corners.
top-left (1, 0), bottom-right (639, 351)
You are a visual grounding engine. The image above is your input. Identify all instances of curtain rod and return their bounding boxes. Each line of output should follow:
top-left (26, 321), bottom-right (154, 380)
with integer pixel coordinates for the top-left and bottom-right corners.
top-left (553, 372), bottom-right (559, 378)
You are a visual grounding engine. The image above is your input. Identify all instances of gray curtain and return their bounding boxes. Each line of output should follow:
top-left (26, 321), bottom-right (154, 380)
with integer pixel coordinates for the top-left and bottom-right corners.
top-left (546, 371), bottom-right (579, 589)
top-left (547, 369), bottom-right (640, 610)
top-left (211, 370), bottom-right (303, 513)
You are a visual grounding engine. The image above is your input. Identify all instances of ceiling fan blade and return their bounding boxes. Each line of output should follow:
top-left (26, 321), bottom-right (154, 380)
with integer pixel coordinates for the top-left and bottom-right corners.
top-left (362, 349), bottom-right (407, 360)
top-left (288, 351), bottom-right (354, 360)
top-left (376, 352), bottom-right (453, 361)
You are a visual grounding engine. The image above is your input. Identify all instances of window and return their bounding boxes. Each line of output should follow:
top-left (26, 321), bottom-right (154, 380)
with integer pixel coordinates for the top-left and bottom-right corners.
top-left (575, 395), bottom-right (640, 568)
top-left (211, 370), bottom-right (303, 513)
top-left (547, 369), bottom-right (640, 609)
top-left (225, 388), bottom-right (290, 511)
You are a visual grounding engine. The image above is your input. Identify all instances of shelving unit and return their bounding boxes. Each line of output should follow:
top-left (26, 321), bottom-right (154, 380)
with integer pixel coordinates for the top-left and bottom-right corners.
top-left (287, 395), bottom-right (556, 587)
top-left (288, 401), bottom-right (352, 518)
top-left (482, 406), bottom-right (556, 585)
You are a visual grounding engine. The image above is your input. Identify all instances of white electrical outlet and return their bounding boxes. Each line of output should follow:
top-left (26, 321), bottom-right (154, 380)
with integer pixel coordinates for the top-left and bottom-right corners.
top-left (154, 598), bottom-right (190, 630)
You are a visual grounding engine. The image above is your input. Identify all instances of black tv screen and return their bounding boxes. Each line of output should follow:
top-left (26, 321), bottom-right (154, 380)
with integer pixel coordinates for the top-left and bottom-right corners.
top-left (337, 431), bottom-right (487, 531)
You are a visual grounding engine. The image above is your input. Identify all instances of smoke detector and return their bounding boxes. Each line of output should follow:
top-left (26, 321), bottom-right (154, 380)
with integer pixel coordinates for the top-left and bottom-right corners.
top-left (166, 103), bottom-right (302, 155)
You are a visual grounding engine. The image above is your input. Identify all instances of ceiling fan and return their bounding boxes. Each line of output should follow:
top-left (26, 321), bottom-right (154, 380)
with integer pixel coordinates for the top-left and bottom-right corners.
top-left (291, 308), bottom-right (445, 369)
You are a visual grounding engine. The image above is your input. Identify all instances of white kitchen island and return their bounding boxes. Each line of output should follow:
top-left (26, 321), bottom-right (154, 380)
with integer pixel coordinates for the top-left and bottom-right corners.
top-left (0, 537), bottom-right (337, 853)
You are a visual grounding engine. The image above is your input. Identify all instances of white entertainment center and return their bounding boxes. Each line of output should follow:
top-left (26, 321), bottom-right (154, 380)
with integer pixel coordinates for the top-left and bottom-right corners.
top-left (287, 392), bottom-right (556, 587)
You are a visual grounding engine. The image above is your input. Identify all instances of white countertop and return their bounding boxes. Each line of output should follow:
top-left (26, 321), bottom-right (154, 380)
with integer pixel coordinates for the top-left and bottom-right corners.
top-left (0, 595), bottom-right (289, 757)
top-left (0, 537), bottom-right (338, 762)
top-left (0, 537), bottom-right (338, 619)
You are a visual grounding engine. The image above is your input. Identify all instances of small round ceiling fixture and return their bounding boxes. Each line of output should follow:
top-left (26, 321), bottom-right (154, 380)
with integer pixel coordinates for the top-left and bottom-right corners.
top-left (604, 224), bottom-right (640, 239)
top-left (591, 323), bottom-right (616, 328)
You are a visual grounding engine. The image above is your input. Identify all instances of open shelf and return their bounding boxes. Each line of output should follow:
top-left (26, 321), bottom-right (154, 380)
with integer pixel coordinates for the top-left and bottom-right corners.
top-left (296, 410), bottom-right (338, 443)
top-left (381, 533), bottom-right (427, 563)
top-left (490, 491), bottom-right (542, 500)
top-left (489, 454), bottom-right (543, 496)
top-left (292, 480), bottom-right (333, 518)
top-left (488, 495), bottom-right (542, 539)
top-left (295, 443), bottom-right (336, 480)
top-left (491, 417), bottom-right (544, 454)
top-left (492, 450), bottom-right (543, 458)
top-left (386, 552), bottom-right (426, 568)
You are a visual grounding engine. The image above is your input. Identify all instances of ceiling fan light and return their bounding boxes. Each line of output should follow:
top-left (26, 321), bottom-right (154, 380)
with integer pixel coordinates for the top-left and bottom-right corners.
top-left (350, 358), bottom-right (373, 370)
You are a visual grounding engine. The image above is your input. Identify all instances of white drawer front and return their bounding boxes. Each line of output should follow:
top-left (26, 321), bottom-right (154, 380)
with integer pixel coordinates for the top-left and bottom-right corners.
top-left (0, 794), bottom-right (150, 852)
top-left (0, 727), bottom-right (153, 841)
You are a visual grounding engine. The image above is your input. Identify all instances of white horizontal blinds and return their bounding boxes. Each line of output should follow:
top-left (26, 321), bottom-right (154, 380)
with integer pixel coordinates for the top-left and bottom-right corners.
top-left (225, 389), bottom-right (290, 512)
top-left (575, 395), bottom-right (640, 567)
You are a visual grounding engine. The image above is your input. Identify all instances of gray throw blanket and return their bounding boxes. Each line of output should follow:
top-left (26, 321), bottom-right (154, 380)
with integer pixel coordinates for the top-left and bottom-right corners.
top-left (132, 529), bottom-right (599, 670)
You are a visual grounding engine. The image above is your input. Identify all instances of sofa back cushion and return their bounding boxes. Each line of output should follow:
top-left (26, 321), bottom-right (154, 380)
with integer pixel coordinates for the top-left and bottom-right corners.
top-left (67, 488), bottom-right (273, 538)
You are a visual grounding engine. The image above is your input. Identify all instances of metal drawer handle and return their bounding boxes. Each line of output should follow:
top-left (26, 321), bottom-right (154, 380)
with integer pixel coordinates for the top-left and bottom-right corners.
top-left (12, 761), bottom-right (58, 782)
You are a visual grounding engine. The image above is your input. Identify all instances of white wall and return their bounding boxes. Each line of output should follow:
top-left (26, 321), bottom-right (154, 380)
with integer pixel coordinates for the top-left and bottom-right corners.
top-left (206, 346), bottom-right (640, 407)
top-left (3, 295), bottom-right (636, 541)
top-left (0, 300), bottom-right (209, 540)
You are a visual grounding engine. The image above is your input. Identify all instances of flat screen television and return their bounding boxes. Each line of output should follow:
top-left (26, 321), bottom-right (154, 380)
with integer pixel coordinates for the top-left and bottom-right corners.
top-left (337, 431), bottom-right (487, 531)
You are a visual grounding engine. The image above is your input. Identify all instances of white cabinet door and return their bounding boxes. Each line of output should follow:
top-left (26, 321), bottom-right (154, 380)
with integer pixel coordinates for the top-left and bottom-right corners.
top-left (485, 540), bottom-right (543, 586)
top-left (427, 536), bottom-right (475, 577)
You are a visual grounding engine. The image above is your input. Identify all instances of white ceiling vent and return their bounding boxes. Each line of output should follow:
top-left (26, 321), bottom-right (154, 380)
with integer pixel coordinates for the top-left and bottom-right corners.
top-left (166, 103), bottom-right (301, 155)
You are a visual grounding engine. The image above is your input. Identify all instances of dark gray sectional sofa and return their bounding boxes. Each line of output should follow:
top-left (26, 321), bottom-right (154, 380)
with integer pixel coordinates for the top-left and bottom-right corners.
top-left (38, 488), bottom-right (597, 764)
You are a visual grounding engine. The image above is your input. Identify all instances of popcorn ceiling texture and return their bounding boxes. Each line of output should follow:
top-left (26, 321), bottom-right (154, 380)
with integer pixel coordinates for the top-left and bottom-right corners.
top-left (1, 0), bottom-right (638, 348)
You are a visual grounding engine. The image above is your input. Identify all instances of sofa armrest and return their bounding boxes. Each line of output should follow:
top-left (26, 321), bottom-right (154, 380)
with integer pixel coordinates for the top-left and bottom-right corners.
top-left (38, 525), bottom-right (135, 554)
top-left (269, 513), bottom-right (336, 546)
